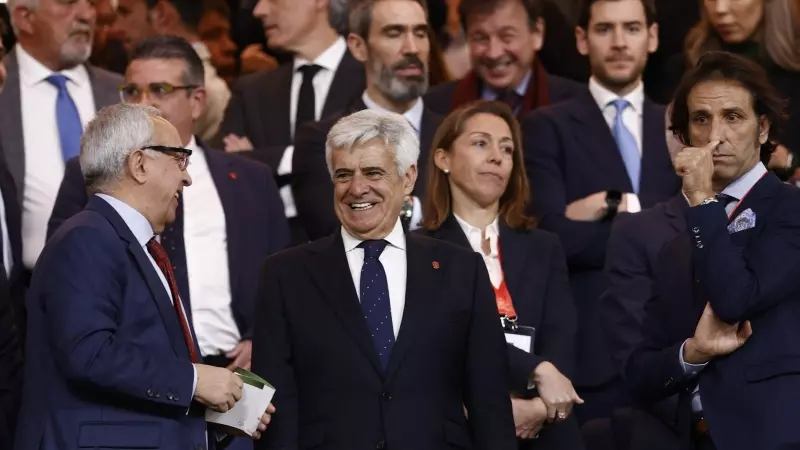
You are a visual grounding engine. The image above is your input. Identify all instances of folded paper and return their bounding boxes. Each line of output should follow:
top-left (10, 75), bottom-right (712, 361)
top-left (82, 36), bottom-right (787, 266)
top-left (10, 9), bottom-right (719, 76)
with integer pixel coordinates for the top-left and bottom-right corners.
top-left (205, 368), bottom-right (276, 436)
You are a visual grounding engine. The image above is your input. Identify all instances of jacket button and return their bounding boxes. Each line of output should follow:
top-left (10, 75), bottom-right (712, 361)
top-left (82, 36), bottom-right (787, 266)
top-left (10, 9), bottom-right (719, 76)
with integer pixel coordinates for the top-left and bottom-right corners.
top-left (382, 392), bottom-right (391, 401)
top-left (146, 389), bottom-right (154, 397)
top-left (166, 393), bottom-right (174, 401)
top-left (173, 394), bottom-right (180, 401)
top-left (376, 440), bottom-right (386, 449)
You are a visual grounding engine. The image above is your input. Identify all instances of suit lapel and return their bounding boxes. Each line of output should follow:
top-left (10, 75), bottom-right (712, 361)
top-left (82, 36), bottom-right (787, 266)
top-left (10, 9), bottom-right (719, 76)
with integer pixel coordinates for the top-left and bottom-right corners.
top-left (664, 194), bottom-right (689, 234)
top-left (726, 171), bottom-right (780, 225)
top-left (498, 223), bottom-right (529, 306)
top-left (306, 233), bottom-right (384, 376)
top-left (0, 50), bottom-right (26, 199)
top-left (322, 51), bottom-right (365, 118)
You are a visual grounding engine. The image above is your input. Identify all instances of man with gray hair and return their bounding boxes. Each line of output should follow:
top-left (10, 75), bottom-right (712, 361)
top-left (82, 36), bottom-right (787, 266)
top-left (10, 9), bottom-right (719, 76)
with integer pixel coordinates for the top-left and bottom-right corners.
top-left (291, 0), bottom-right (444, 241)
top-left (0, 0), bottom-right (122, 287)
top-left (14, 103), bottom-right (273, 450)
top-left (252, 109), bottom-right (516, 450)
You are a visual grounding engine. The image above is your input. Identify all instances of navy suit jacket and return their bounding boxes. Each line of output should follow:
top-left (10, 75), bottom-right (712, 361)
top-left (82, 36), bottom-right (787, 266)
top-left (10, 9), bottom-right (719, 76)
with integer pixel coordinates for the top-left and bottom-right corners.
top-left (15, 196), bottom-right (206, 450)
top-left (522, 90), bottom-right (680, 387)
top-left (252, 230), bottom-right (517, 450)
top-left (626, 173), bottom-right (800, 450)
top-left (47, 144), bottom-right (289, 341)
top-left (422, 216), bottom-right (584, 450)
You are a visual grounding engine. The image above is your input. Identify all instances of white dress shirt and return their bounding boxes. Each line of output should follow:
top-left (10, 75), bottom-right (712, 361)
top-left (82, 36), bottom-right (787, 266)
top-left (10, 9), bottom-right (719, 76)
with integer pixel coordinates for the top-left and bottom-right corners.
top-left (588, 76), bottom-right (644, 213)
top-left (191, 42), bottom-right (232, 143)
top-left (342, 219), bottom-right (407, 338)
top-left (277, 37), bottom-right (348, 219)
top-left (361, 91), bottom-right (425, 230)
top-left (182, 137), bottom-right (241, 356)
top-left (454, 214), bottom-right (502, 288)
top-left (0, 189), bottom-right (12, 278)
top-left (17, 44), bottom-right (97, 269)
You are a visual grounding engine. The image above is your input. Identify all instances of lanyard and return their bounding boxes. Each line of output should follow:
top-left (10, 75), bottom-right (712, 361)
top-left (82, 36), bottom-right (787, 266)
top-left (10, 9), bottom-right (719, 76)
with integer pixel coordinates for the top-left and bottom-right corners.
top-left (492, 237), bottom-right (517, 326)
top-left (726, 171), bottom-right (768, 220)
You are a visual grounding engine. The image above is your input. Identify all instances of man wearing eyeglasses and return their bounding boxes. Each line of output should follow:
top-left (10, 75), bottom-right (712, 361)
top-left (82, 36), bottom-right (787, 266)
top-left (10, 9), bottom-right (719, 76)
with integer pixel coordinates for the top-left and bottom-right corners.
top-left (48, 38), bottom-right (290, 442)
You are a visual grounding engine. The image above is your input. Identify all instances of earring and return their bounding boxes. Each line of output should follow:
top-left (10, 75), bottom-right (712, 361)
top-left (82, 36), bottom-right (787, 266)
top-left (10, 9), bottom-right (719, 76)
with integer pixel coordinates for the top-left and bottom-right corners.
top-left (444, 169), bottom-right (450, 174)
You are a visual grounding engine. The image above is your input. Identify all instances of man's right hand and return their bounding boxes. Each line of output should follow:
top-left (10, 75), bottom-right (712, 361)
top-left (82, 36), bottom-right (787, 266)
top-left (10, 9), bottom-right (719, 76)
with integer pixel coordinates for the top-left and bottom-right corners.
top-left (684, 302), bottom-right (753, 364)
top-left (193, 364), bottom-right (244, 412)
top-left (565, 191), bottom-right (628, 221)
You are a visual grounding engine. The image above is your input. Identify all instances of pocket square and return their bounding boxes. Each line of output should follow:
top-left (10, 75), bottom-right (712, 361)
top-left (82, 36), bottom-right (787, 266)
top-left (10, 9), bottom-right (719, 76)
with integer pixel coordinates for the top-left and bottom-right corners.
top-left (728, 208), bottom-right (756, 234)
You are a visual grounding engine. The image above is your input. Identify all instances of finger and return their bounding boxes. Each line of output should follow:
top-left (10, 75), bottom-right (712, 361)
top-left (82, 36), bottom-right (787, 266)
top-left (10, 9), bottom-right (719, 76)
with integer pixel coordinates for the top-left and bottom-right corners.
top-left (226, 346), bottom-right (242, 359)
top-left (232, 387), bottom-right (243, 402)
top-left (225, 362), bottom-right (238, 371)
top-left (266, 403), bottom-right (276, 413)
top-left (545, 404), bottom-right (557, 421)
top-left (572, 392), bottom-right (585, 404)
top-left (705, 140), bottom-right (721, 150)
top-left (252, 431), bottom-right (261, 440)
top-left (244, 361), bottom-right (252, 371)
top-left (261, 414), bottom-right (271, 426)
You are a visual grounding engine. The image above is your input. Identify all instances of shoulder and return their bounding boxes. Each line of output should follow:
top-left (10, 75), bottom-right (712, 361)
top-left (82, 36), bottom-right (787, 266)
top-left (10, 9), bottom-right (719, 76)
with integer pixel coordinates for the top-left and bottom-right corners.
top-left (87, 64), bottom-right (124, 86)
top-left (546, 73), bottom-right (586, 100)
top-left (772, 182), bottom-right (800, 216)
top-left (509, 226), bottom-right (563, 253)
top-left (42, 211), bottom-right (121, 261)
top-left (409, 232), bottom-right (479, 264)
top-left (424, 80), bottom-right (457, 100)
top-left (207, 146), bottom-right (273, 176)
top-left (523, 95), bottom-right (581, 125)
top-left (232, 64), bottom-right (291, 91)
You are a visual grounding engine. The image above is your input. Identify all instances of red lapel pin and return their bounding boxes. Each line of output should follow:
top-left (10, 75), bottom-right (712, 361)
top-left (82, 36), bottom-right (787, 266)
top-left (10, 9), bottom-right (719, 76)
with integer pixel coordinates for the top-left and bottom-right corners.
top-left (432, 261), bottom-right (440, 269)
top-left (229, 172), bottom-right (238, 180)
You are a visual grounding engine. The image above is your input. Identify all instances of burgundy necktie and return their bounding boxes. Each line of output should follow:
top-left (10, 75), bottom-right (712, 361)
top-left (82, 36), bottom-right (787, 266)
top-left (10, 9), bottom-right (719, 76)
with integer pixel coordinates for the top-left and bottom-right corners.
top-left (147, 238), bottom-right (200, 363)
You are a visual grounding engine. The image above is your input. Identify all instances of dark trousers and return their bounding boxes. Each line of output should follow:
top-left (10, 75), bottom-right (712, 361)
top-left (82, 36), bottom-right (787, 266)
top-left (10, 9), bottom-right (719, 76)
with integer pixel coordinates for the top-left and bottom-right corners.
top-left (694, 434), bottom-right (716, 450)
top-left (203, 353), bottom-right (234, 368)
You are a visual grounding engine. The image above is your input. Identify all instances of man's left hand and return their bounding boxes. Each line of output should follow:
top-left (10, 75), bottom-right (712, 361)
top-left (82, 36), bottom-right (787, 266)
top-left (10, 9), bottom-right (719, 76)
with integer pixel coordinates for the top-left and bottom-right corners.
top-left (226, 340), bottom-right (252, 371)
top-left (252, 403), bottom-right (276, 440)
top-left (674, 140), bottom-right (718, 205)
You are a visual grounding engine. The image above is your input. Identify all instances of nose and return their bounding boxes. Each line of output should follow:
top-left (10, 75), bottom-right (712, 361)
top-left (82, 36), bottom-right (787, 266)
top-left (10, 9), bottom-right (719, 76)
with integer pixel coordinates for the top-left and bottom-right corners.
top-left (347, 173), bottom-right (371, 198)
top-left (182, 170), bottom-right (192, 187)
top-left (487, 143), bottom-right (503, 164)
top-left (486, 36), bottom-right (504, 60)
top-left (401, 32), bottom-right (419, 55)
top-left (713, 0), bottom-right (730, 14)
top-left (708, 118), bottom-right (724, 143)
top-left (611, 27), bottom-right (626, 48)
top-left (253, 0), bottom-right (269, 20)
top-left (134, 91), bottom-right (157, 108)
top-left (221, 36), bottom-right (237, 53)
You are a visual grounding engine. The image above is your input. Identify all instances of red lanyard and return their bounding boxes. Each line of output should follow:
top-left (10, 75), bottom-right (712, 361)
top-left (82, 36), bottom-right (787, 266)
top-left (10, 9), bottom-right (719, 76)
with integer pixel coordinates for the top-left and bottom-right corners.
top-left (726, 171), bottom-right (768, 220)
top-left (492, 237), bottom-right (517, 319)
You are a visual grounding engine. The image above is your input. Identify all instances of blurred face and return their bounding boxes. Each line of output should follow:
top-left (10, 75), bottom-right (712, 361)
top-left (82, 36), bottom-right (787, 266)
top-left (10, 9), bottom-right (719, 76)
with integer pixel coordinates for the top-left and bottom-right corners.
top-left (703, 0), bottom-right (764, 44)
top-left (331, 140), bottom-right (417, 240)
top-left (198, 10), bottom-right (238, 79)
top-left (139, 116), bottom-right (192, 233)
top-left (349, 0), bottom-right (430, 103)
top-left (14, 0), bottom-right (96, 69)
top-left (466, 0), bottom-right (543, 92)
top-left (112, 0), bottom-right (155, 54)
top-left (686, 79), bottom-right (768, 189)
top-left (253, 0), bottom-right (319, 52)
top-left (122, 58), bottom-right (205, 146)
top-left (576, 0), bottom-right (658, 93)
top-left (435, 113), bottom-right (515, 208)
top-left (92, 0), bottom-right (116, 53)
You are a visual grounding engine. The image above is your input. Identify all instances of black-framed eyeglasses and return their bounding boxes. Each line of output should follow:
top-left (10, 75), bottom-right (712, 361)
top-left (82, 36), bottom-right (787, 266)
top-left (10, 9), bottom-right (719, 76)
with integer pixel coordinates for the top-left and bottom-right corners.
top-left (143, 145), bottom-right (192, 171)
top-left (119, 83), bottom-right (198, 103)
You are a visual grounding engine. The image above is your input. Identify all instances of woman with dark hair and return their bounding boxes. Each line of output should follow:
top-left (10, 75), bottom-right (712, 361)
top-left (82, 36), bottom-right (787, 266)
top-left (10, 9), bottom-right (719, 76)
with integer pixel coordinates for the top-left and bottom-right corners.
top-left (420, 100), bottom-right (584, 450)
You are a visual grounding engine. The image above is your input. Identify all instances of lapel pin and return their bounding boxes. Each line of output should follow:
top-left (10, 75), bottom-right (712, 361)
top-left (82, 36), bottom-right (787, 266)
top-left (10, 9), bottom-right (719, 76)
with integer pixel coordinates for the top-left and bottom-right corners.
top-left (229, 172), bottom-right (238, 180)
top-left (432, 261), bottom-right (440, 269)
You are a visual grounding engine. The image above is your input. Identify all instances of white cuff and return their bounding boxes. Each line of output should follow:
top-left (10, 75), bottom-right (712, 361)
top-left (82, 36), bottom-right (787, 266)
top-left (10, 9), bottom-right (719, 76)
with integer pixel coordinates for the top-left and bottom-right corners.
top-left (679, 340), bottom-right (707, 377)
top-left (625, 193), bottom-right (642, 213)
top-left (409, 196), bottom-right (423, 230)
top-left (277, 145), bottom-right (294, 175)
top-left (189, 364), bottom-right (198, 415)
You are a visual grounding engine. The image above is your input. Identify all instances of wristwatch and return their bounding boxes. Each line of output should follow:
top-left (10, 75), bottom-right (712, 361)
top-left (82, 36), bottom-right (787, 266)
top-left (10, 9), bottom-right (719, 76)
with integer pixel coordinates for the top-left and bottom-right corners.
top-left (604, 190), bottom-right (622, 220)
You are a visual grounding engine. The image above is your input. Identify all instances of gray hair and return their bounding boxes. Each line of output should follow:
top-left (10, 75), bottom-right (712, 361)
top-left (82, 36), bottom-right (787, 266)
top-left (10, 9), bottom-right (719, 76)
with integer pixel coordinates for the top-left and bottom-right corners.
top-left (325, 109), bottom-right (419, 177)
top-left (6, 0), bottom-right (39, 34)
top-left (80, 104), bottom-right (163, 194)
top-left (329, 0), bottom-right (350, 35)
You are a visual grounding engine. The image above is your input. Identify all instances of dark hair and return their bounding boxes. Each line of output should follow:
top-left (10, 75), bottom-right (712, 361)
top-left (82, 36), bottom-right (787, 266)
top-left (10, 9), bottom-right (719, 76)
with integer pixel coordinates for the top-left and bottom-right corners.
top-left (146, 0), bottom-right (206, 30)
top-left (669, 51), bottom-right (787, 164)
top-left (203, 0), bottom-right (232, 19)
top-left (422, 100), bottom-right (536, 231)
top-left (348, 0), bottom-right (429, 39)
top-left (459, 0), bottom-right (543, 32)
top-left (577, 0), bottom-right (657, 29)
top-left (131, 35), bottom-right (205, 87)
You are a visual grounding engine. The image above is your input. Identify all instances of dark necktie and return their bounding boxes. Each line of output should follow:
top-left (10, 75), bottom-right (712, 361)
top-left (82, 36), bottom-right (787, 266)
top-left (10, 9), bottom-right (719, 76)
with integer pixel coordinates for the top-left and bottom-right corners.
top-left (147, 238), bottom-right (199, 363)
top-left (160, 194), bottom-right (190, 308)
top-left (295, 64), bottom-right (323, 133)
top-left (359, 240), bottom-right (395, 370)
top-left (716, 193), bottom-right (738, 215)
top-left (45, 74), bottom-right (83, 161)
top-left (497, 89), bottom-right (523, 115)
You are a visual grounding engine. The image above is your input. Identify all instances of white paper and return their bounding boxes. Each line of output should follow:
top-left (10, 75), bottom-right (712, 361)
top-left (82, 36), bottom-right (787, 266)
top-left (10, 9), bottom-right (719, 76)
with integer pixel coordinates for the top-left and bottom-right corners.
top-left (205, 382), bottom-right (276, 436)
top-left (505, 333), bottom-right (532, 353)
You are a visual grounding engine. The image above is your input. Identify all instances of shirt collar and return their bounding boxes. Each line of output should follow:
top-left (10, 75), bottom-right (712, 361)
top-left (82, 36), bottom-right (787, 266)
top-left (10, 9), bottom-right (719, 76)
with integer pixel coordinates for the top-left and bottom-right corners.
top-left (589, 76), bottom-right (644, 114)
top-left (453, 214), bottom-right (499, 238)
top-left (16, 43), bottom-right (90, 88)
top-left (185, 135), bottom-right (207, 171)
top-left (191, 41), bottom-right (211, 61)
top-left (95, 193), bottom-right (154, 246)
top-left (341, 218), bottom-right (407, 253)
top-left (481, 70), bottom-right (531, 100)
top-left (361, 91), bottom-right (424, 133)
top-left (293, 36), bottom-right (347, 73)
top-left (720, 161), bottom-right (767, 200)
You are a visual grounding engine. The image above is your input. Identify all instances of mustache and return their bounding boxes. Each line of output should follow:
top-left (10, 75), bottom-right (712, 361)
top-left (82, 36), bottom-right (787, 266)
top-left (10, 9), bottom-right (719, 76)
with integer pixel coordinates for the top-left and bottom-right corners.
top-left (68, 22), bottom-right (93, 36)
top-left (392, 56), bottom-right (424, 72)
top-left (605, 53), bottom-right (634, 62)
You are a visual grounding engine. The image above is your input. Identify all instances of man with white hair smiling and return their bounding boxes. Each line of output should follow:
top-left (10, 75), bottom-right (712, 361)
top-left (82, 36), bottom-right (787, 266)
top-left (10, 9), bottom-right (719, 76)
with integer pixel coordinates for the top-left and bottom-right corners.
top-left (251, 109), bottom-right (517, 450)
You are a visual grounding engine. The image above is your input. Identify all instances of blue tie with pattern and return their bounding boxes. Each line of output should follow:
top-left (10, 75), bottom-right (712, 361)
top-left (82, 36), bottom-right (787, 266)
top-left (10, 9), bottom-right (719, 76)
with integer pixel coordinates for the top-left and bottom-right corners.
top-left (46, 74), bottom-right (83, 161)
top-left (610, 99), bottom-right (641, 194)
top-left (359, 239), bottom-right (395, 370)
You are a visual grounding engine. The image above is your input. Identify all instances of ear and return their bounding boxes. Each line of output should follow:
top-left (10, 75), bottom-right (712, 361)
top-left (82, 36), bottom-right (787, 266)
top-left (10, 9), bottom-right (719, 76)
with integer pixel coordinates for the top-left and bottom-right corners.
top-left (189, 86), bottom-right (207, 122)
top-left (347, 32), bottom-right (369, 64)
top-left (647, 23), bottom-right (659, 54)
top-left (433, 148), bottom-right (450, 173)
top-left (758, 115), bottom-right (771, 144)
top-left (531, 17), bottom-right (544, 52)
top-left (10, 3), bottom-right (36, 36)
top-left (575, 26), bottom-right (588, 56)
top-left (402, 164), bottom-right (418, 196)
top-left (149, 0), bottom-right (172, 31)
top-left (127, 149), bottom-right (150, 185)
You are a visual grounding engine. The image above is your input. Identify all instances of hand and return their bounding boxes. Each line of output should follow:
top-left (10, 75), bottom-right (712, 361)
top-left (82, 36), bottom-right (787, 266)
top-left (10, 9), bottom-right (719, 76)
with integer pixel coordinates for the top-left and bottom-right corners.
top-left (511, 397), bottom-right (548, 440)
top-left (240, 44), bottom-right (278, 75)
top-left (768, 144), bottom-right (792, 169)
top-left (565, 191), bottom-right (614, 221)
top-left (531, 361), bottom-right (583, 422)
top-left (684, 303), bottom-right (753, 364)
top-left (223, 134), bottom-right (254, 153)
top-left (226, 340), bottom-right (253, 371)
top-left (193, 364), bottom-right (243, 412)
top-left (252, 403), bottom-right (276, 439)
top-left (674, 140), bottom-right (718, 206)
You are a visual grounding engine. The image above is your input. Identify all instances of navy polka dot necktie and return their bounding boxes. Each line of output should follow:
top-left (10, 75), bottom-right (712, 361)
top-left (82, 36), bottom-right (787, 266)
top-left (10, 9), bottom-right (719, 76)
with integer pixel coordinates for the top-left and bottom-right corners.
top-left (359, 239), bottom-right (394, 370)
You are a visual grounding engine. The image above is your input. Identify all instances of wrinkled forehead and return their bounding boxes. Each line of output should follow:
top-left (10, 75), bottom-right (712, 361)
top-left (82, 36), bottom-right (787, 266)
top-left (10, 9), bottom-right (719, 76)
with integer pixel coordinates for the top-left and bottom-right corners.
top-left (687, 79), bottom-right (756, 116)
top-left (332, 140), bottom-right (396, 170)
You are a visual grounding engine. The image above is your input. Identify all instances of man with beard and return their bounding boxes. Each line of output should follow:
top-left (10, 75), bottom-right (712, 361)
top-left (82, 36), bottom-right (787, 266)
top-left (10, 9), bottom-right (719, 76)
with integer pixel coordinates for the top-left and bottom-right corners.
top-left (423, 0), bottom-right (584, 119)
top-left (521, 0), bottom-right (680, 424)
top-left (0, 0), bottom-right (121, 336)
top-left (291, 0), bottom-right (443, 241)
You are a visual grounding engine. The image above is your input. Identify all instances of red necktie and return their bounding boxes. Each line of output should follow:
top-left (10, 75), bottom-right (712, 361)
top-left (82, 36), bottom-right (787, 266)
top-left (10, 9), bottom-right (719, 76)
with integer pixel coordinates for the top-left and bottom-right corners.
top-left (146, 238), bottom-right (200, 363)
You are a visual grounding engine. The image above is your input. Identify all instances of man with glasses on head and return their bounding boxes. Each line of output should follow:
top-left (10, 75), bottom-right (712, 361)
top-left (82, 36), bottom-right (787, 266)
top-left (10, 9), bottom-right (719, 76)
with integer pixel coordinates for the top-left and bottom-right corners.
top-left (48, 39), bottom-right (289, 445)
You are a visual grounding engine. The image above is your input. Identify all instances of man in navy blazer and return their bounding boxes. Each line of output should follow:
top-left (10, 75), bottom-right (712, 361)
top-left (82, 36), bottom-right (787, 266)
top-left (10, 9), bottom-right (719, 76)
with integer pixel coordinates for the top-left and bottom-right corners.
top-left (15, 103), bottom-right (273, 450)
top-left (626, 52), bottom-right (800, 450)
top-left (47, 37), bottom-right (289, 387)
top-left (522, 0), bottom-right (679, 422)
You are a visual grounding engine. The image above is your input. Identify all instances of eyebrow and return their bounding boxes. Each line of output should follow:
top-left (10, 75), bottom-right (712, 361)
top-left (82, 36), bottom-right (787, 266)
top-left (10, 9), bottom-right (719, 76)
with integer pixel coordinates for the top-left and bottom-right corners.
top-left (691, 106), bottom-right (749, 115)
top-left (593, 20), bottom-right (645, 28)
top-left (380, 23), bottom-right (430, 34)
top-left (468, 131), bottom-right (514, 142)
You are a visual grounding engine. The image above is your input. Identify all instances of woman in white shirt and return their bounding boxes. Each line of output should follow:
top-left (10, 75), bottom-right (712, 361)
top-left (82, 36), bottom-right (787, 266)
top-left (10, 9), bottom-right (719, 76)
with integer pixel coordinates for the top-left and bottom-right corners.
top-left (420, 100), bottom-right (584, 450)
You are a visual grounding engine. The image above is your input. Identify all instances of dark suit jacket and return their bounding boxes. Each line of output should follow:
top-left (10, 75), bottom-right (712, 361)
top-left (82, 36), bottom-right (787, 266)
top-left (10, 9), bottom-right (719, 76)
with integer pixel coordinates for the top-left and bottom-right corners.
top-left (14, 196), bottom-right (207, 450)
top-left (46, 143), bottom-right (290, 341)
top-left (252, 230), bottom-right (517, 450)
top-left (0, 145), bottom-right (24, 343)
top-left (218, 51), bottom-right (366, 172)
top-left (625, 173), bottom-right (800, 450)
top-left (0, 48), bottom-right (123, 201)
top-left (0, 259), bottom-right (22, 448)
top-left (522, 90), bottom-right (680, 387)
top-left (422, 216), bottom-right (584, 450)
top-left (291, 98), bottom-right (443, 240)
top-left (423, 69), bottom-right (584, 117)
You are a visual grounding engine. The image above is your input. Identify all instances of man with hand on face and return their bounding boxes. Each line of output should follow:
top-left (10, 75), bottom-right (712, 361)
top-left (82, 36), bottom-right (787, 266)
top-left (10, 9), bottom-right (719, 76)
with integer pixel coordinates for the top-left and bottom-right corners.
top-left (252, 109), bottom-right (517, 450)
top-left (14, 103), bottom-right (274, 450)
top-left (291, 0), bottom-right (443, 241)
top-left (626, 51), bottom-right (800, 450)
